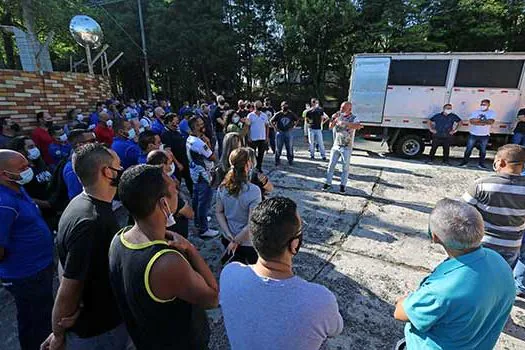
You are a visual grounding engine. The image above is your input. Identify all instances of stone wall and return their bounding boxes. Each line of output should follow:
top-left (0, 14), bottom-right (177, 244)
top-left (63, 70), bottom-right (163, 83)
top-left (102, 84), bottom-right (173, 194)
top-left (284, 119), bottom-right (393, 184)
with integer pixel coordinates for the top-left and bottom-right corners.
top-left (0, 69), bottom-right (112, 132)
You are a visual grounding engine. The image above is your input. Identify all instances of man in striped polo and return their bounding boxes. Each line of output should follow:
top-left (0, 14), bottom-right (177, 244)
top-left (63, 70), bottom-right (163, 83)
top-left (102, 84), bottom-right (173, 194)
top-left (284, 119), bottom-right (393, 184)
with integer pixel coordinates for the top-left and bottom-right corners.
top-left (462, 144), bottom-right (525, 268)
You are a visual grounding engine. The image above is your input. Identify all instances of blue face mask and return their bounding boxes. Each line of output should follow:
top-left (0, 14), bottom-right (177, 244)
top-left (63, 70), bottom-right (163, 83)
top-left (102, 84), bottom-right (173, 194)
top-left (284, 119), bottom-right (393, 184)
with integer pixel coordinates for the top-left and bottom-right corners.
top-left (127, 128), bottom-right (136, 140)
top-left (125, 112), bottom-right (132, 120)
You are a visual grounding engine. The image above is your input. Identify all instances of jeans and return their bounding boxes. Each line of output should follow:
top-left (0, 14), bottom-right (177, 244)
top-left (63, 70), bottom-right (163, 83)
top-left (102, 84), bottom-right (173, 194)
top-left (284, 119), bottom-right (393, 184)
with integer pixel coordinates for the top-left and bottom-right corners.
top-left (463, 135), bottom-right (489, 164)
top-left (275, 131), bottom-right (294, 164)
top-left (512, 132), bottom-right (525, 146)
top-left (193, 180), bottom-right (213, 234)
top-left (66, 323), bottom-right (132, 350)
top-left (429, 135), bottom-right (452, 162)
top-left (483, 243), bottom-right (520, 269)
top-left (216, 132), bottom-right (225, 158)
top-left (326, 146), bottom-right (352, 187)
top-left (308, 129), bottom-right (326, 158)
top-left (268, 127), bottom-right (276, 153)
top-left (1, 264), bottom-right (53, 350)
top-left (514, 234), bottom-right (525, 294)
top-left (250, 140), bottom-right (268, 171)
top-left (176, 165), bottom-right (194, 195)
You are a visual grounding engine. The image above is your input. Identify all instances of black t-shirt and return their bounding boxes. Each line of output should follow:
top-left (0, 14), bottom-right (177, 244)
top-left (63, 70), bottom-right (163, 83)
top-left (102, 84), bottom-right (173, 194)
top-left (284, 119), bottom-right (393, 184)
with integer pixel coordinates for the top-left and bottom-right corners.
top-left (261, 106), bottom-right (276, 129)
top-left (168, 195), bottom-right (189, 238)
top-left (25, 162), bottom-right (52, 200)
top-left (56, 193), bottom-right (122, 337)
top-left (271, 111), bottom-right (298, 132)
top-left (306, 107), bottom-right (324, 130)
top-left (161, 128), bottom-right (189, 166)
top-left (237, 109), bottom-right (249, 120)
top-left (516, 108), bottom-right (525, 133)
top-left (212, 106), bottom-right (225, 133)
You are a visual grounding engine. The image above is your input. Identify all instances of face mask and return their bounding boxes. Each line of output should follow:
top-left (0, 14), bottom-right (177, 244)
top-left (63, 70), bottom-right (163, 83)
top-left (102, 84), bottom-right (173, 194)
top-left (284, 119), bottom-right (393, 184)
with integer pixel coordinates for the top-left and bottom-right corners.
top-left (45, 121), bottom-right (54, 128)
top-left (139, 127), bottom-right (145, 134)
top-left (59, 134), bottom-right (68, 142)
top-left (283, 106), bottom-right (289, 111)
top-left (493, 160), bottom-right (500, 172)
top-left (444, 109), bottom-right (452, 115)
top-left (108, 167), bottom-right (123, 187)
top-left (27, 147), bottom-right (41, 160)
top-left (162, 198), bottom-right (176, 227)
top-left (147, 112), bottom-right (154, 118)
top-left (102, 108), bottom-right (108, 113)
top-left (125, 112), bottom-right (132, 120)
top-left (106, 119), bottom-right (113, 128)
top-left (159, 144), bottom-right (165, 151)
top-left (6, 168), bottom-right (34, 185)
top-left (232, 116), bottom-right (240, 123)
top-left (77, 114), bottom-right (84, 122)
top-left (127, 128), bottom-right (136, 140)
top-left (167, 163), bottom-right (175, 177)
top-left (481, 105), bottom-right (489, 111)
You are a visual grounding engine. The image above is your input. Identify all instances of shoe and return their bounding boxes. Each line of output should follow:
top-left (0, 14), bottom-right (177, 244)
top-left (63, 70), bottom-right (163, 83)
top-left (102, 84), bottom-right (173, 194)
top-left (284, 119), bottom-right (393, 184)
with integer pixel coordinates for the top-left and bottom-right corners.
top-left (322, 184), bottom-right (331, 191)
top-left (425, 159), bottom-right (434, 164)
top-left (207, 216), bottom-right (212, 222)
top-left (310, 156), bottom-right (315, 160)
top-left (339, 185), bottom-right (346, 193)
top-left (200, 229), bottom-right (219, 239)
top-left (442, 160), bottom-right (450, 165)
top-left (322, 157), bottom-right (327, 161)
top-left (458, 161), bottom-right (468, 167)
top-left (477, 163), bottom-right (489, 170)
top-left (288, 160), bottom-right (293, 166)
top-left (275, 161), bottom-right (281, 166)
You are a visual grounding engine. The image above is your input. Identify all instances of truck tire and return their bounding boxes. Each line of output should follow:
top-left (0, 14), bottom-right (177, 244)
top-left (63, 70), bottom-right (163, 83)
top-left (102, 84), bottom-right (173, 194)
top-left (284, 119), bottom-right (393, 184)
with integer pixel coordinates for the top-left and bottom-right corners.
top-left (394, 134), bottom-right (425, 158)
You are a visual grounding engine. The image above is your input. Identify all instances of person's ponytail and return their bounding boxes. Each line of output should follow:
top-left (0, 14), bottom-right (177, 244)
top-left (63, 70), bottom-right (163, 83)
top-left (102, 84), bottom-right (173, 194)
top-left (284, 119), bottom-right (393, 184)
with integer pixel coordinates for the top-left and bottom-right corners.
top-left (222, 148), bottom-right (250, 197)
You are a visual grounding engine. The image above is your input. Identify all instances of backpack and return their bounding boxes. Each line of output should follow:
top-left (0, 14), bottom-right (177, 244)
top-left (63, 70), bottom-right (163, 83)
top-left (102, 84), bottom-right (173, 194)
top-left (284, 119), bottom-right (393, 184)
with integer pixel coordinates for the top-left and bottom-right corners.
top-left (47, 157), bottom-right (71, 214)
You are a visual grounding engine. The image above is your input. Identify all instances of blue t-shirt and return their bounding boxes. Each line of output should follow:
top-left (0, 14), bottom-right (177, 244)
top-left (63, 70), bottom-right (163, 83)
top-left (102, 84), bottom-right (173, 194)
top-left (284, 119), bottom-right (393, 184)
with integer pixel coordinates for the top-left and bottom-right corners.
top-left (430, 112), bottom-right (461, 137)
top-left (179, 119), bottom-right (190, 138)
top-left (0, 185), bottom-right (53, 279)
top-left (63, 160), bottom-right (83, 200)
top-left (89, 111), bottom-right (100, 127)
top-left (111, 137), bottom-right (141, 170)
top-left (48, 142), bottom-right (72, 163)
top-left (403, 247), bottom-right (515, 350)
top-left (151, 119), bottom-right (164, 135)
top-left (137, 153), bottom-right (147, 164)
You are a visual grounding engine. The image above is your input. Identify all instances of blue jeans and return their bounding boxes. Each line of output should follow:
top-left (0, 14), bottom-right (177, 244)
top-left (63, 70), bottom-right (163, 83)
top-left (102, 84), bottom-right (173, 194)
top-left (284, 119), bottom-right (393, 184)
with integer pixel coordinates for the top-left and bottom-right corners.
top-left (463, 135), bottom-right (489, 164)
top-left (512, 132), bottom-right (525, 146)
top-left (326, 146), bottom-right (353, 187)
top-left (269, 127), bottom-right (276, 153)
top-left (308, 129), bottom-right (326, 158)
top-left (275, 131), bottom-right (294, 163)
top-left (514, 235), bottom-right (525, 294)
top-left (1, 264), bottom-right (53, 350)
top-left (216, 132), bottom-right (225, 158)
top-left (193, 180), bottom-right (213, 234)
top-left (483, 243), bottom-right (520, 269)
top-left (66, 322), bottom-right (132, 350)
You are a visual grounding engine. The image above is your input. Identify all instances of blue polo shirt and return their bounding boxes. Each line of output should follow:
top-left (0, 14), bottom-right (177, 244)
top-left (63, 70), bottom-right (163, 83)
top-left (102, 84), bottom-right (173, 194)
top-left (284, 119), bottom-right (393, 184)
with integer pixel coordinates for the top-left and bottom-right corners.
top-left (49, 142), bottom-right (72, 163)
top-left (430, 112), bottom-right (461, 137)
top-left (63, 160), bottom-right (83, 199)
top-left (151, 119), bottom-right (165, 135)
top-left (137, 153), bottom-right (147, 164)
top-left (403, 247), bottom-right (514, 350)
top-left (111, 137), bottom-right (141, 169)
top-left (0, 185), bottom-right (53, 279)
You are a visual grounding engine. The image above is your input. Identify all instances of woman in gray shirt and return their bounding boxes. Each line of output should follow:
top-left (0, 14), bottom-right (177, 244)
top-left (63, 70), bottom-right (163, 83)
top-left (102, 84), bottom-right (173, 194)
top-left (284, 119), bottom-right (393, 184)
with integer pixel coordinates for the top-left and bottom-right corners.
top-left (216, 147), bottom-right (262, 264)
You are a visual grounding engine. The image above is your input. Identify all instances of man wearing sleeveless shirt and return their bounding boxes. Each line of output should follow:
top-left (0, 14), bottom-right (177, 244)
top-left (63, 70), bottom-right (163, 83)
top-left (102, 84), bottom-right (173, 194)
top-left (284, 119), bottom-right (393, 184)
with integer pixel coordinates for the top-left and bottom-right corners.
top-left (109, 165), bottom-right (219, 350)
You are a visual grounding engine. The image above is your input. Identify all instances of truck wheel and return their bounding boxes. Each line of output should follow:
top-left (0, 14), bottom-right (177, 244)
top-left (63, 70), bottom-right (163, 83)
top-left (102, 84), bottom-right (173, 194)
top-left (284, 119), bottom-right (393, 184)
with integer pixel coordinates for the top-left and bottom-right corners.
top-left (394, 134), bottom-right (424, 158)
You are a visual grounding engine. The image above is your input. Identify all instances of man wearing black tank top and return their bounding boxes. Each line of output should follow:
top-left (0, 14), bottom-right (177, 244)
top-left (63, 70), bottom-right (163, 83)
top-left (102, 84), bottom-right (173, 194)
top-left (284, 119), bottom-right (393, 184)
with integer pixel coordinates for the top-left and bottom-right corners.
top-left (109, 164), bottom-right (218, 350)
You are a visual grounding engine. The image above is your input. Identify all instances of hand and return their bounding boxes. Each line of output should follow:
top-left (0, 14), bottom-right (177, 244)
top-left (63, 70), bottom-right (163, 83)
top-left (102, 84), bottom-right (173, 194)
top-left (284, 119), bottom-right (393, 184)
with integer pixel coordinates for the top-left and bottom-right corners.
top-left (166, 231), bottom-right (194, 254)
top-left (304, 136), bottom-right (308, 143)
top-left (449, 130), bottom-right (456, 135)
top-left (226, 241), bottom-right (239, 255)
top-left (176, 163), bottom-right (184, 171)
top-left (430, 129), bottom-right (437, 134)
top-left (40, 333), bottom-right (65, 350)
top-left (396, 292), bottom-right (410, 304)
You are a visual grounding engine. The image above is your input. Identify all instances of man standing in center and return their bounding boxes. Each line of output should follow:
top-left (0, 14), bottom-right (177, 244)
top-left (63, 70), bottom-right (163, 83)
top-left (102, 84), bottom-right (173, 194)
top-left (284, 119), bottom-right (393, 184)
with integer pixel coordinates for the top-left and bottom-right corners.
top-left (271, 101), bottom-right (298, 166)
top-left (42, 143), bottom-right (129, 350)
top-left (427, 103), bottom-right (461, 165)
top-left (306, 98), bottom-right (328, 161)
top-left (323, 102), bottom-right (362, 193)
top-left (248, 100), bottom-right (269, 172)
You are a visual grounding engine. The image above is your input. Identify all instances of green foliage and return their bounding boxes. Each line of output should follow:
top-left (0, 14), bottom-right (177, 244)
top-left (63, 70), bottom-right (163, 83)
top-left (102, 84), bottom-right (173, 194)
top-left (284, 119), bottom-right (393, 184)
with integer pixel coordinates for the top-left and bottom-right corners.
top-left (1, 0), bottom-right (525, 104)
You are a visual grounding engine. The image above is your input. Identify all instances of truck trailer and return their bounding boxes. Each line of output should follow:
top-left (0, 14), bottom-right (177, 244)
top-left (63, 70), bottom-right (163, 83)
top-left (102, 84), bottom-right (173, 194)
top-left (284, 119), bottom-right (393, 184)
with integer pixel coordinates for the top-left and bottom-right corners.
top-left (348, 52), bottom-right (525, 157)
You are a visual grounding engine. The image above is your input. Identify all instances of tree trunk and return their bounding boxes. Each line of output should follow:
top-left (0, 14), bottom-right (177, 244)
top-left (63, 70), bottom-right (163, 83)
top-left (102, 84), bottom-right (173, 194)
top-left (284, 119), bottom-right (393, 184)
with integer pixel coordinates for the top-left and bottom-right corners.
top-left (1, 10), bottom-right (16, 69)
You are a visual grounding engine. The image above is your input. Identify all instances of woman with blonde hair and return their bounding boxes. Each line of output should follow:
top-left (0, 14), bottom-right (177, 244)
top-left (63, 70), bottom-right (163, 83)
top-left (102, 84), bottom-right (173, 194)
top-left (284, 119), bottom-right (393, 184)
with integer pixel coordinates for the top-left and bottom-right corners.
top-left (216, 147), bottom-right (261, 264)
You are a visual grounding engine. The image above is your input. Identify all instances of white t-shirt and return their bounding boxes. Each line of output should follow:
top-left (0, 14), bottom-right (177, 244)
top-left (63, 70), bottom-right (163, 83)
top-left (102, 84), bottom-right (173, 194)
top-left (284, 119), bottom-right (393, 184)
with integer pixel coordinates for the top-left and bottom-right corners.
top-left (186, 135), bottom-right (214, 183)
top-left (470, 109), bottom-right (496, 136)
top-left (248, 112), bottom-right (268, 141)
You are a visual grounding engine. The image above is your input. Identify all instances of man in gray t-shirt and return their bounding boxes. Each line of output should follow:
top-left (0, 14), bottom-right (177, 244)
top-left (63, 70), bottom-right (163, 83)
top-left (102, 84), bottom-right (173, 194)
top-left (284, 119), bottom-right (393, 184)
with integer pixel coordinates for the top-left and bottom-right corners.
top-left (220, 197), bottom-right (343, 350)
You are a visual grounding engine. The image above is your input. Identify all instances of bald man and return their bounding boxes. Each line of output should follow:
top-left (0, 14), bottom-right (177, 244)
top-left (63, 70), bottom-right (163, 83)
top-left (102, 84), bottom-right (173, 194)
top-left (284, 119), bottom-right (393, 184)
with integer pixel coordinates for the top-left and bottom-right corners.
top-left (0, 150), bottom-right (54, 350)
top-left (323, 102), bottom-right (363, 193)
top-left (151, 106), bottom-right (166, 135)
top-left (94, 111), bottom-right (115, 147)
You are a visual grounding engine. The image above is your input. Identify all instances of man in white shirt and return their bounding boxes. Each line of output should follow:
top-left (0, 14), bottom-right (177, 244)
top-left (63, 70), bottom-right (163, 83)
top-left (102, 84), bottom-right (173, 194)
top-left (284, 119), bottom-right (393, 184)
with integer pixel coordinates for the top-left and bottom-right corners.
top-left (186, 117), bottom-right (219, 239)
top-left (220, 197), bottom-right (343, 350)
top-left (248, 100), bottom-right (269, 171)
top-left (459, 99), bottom-right (496, 169)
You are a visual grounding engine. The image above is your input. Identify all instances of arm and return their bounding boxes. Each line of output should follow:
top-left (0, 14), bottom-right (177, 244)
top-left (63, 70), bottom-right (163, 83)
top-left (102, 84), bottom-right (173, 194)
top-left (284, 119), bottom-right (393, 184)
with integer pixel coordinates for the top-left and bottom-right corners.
top-left (34, 198), bottom-right (52, 209)
top-left (50, 278), bottom-right (84, 338)
top-left (177, 200), bottom-right (194, 220)
top-left (428, 120), bottom-right (437, 133)
top-left (469, 118), bottom-right (482, 125)
top-left (265, 124), bottom-right (269, 143)
top-left (329, 114), bottom-right (339, 129)
top-left (394, 295), bottom-right (409, 321)
top-left (215, 196), bottom-right (234, 240)
top-left (484, 118), bottom-right (495, 125)
top-left (0, 206), bottom-right (16, 262)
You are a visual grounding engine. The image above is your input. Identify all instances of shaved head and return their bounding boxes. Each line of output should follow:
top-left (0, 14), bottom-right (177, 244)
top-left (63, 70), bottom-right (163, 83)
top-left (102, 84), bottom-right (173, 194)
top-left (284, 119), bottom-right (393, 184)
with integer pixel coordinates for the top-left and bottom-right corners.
top-left (0, 150), bottom-right (29, 187)
top-left (154, 107), bottom-right (165, 118)
top-left (0, 150), bottom-right (25, 170)
top-left (99, 112), bottom-right (110, 122)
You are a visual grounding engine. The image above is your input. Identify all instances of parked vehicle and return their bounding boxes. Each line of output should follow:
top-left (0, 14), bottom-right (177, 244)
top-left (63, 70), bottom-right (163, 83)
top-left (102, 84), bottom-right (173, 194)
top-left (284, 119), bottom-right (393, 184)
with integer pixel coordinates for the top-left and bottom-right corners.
top-left (348, 52), bottom-right (525, 157)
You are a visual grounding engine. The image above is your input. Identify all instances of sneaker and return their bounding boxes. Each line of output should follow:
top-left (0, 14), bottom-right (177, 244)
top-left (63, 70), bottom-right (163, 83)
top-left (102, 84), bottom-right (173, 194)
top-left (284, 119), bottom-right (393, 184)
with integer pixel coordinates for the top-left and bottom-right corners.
top-left (207, 216), bottom-right (212, 222)
top-left (339, 185), bottom-right (346, 193)
top-left (477, 163), bottom-right (489, 170)
top-left (458, 161), bottom-right (468, 167)
top-left (310, 156), bottom-right (315, 160)
top-left (288, 160), bottom-right (294, 166)
top-left (322, 157), bottom-right (327, 161)
top-left (322, 184), bottom-right (331, 191)
top-left (200, 229), bottom-right (219, 239)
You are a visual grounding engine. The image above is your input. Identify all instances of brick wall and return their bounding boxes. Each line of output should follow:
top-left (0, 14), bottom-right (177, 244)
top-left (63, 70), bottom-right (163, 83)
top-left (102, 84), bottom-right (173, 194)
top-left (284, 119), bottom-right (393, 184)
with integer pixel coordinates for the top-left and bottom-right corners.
top-left (0, 69), bottom-right (112, 132)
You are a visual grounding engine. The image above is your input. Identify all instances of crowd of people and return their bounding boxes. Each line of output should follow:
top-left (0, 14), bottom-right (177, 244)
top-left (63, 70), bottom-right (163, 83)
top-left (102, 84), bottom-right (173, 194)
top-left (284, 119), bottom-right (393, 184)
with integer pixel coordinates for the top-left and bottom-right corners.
top-left (0, 93), bottom-right (524, 350)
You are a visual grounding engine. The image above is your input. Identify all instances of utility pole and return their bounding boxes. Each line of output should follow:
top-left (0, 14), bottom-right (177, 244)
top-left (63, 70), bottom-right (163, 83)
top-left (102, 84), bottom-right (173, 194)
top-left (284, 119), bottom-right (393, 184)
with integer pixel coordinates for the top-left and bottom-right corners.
top-left (137, 0), bottom-right (152, 102)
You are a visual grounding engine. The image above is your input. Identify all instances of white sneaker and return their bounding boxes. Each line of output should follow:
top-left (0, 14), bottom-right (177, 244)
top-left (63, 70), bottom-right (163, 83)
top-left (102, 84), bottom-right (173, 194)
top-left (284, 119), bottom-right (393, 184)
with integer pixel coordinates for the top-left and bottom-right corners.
top-left (200, 229), bottom-right (219, 239)
top-left (207, 216), bottom-right (212, 222)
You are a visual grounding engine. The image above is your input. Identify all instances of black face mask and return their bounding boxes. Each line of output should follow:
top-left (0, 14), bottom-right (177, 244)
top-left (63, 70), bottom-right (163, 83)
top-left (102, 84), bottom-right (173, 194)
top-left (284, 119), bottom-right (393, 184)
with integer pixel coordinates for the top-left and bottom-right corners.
top-left (108, 167), bottom-right (124, 187)
top-left (10, 123), bottom-right (20, 132)
top-left (282, 106), bottom-right (289, 111)
top-left (45, 121), bottom-right (54, 129)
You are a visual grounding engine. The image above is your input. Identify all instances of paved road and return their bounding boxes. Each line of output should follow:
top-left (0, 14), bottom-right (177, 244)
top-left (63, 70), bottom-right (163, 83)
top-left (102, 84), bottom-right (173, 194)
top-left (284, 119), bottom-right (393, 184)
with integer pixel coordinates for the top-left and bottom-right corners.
top-left (1, 130), bottom-right (524, 350)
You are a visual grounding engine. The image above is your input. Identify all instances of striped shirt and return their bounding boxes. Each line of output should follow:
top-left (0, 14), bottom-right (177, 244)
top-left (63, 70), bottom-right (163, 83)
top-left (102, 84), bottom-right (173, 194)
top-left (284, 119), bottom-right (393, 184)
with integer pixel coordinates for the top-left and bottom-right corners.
top-left (462, 174), bottom-right (525, 247)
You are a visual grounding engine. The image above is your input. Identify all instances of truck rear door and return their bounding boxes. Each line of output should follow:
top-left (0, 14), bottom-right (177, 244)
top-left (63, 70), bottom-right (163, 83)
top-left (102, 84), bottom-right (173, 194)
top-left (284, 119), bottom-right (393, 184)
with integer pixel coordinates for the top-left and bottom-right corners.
top-left (348, 56), bottom-right (390, 123)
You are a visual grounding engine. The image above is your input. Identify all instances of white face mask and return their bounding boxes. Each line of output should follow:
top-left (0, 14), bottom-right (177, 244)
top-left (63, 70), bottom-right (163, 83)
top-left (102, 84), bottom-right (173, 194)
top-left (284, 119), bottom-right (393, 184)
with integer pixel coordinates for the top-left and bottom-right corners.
top-left (232, 116), bottom-right (240, 123)
top-left (7, 168), bottom-right (34, 185)
top-left (481, 105), bottom-right (489, 111)
top-left (102, 108), bottom-right (108, 113)
top-left (139, 127), bottom-right (145, 134)
top-left (147, 112), bottom-right (154, 118)
top-left (27, 147), bottom-right (41, 160)
top-left (167, 163), bottom-right (175, 177)
top-left (443, 109), bottom-right (452, 115)
top-left (59, 134), bottom-right (68, 142)
top-left (159, 144), bottom-right (165, 152)
top-left (127, 128), bottom-right (136, 140)
top-left (77, 114), bottom-right (84, 122)
top-left (162, 198), bottom-right (176, 227)
top-left (106, 119), bottom-right (113, 128)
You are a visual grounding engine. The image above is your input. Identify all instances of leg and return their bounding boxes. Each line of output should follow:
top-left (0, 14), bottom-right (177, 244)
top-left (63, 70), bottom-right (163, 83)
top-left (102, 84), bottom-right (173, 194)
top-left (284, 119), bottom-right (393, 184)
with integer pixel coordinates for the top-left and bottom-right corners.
top-left (340, 147), bottom-right (352, 187)
top-left (315, 130), bottom-right (326, 159)
top-left (308, 129), bottom-right (315, 157)
top-left (192, 185), bottom-right (199, 228)
top-left (428, 137), bottom-right (439, 161)
top-left (256, 141), bottom-right (265, 171)
top-left (284, 131), bottom-right (294, 163)
top-left (514, 234), bottom-right (525, 295)
top-left (183, 167), bottom-right (194, 196)
top-left (216, 132), bottom-right (225, 158)
top-left (442, 137), bottom-right (451, 162)
top-left (462, 135), bottom-right (476, 163)
top-left (478, 136), bottom-right (489, 165)
top-left (2, 265), bottom-right (53, 350)
top-left (325, 148), bottom-right (341, 185)
top-left (275, 132), bottom-right (284, 164)
top-left (196, 182), bottom-right (212, 233)
top-left (269, 128), bottom-right (276, 153)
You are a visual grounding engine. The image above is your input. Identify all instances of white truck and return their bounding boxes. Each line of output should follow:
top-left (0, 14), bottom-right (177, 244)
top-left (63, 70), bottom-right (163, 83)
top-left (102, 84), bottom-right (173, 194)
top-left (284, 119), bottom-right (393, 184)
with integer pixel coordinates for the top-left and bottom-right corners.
top-left (348, 52), bottom-right (525, 157)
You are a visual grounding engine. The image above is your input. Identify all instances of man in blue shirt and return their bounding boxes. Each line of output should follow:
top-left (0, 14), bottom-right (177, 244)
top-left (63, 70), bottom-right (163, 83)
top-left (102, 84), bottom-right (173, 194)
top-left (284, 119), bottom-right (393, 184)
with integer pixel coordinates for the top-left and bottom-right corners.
top-left (111, 120), bottom-right (140, 170)
top-left (427, 104), bottom-right (461, 165)
top-left (89, 101), bottom-right (106, 128)
top-left (137, 130), bottom-right (162, 164)
top-left (63, 130), bottom-right (97, 200)
top-left (151, 107), bottom-right (166, 135)
top-left (48, 126), bottom-right (72, 164)
top-left (0, 149), bottom-right (54, 350)
top-left (394, 198), bottom-right (515, 350)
